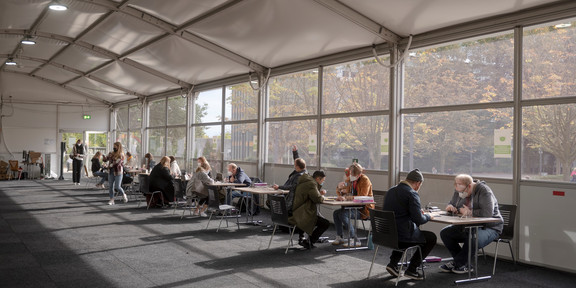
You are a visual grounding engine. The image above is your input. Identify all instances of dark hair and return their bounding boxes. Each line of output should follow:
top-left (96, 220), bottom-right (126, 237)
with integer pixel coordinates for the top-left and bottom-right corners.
top-left (312, 170), bottom-right (326, 179)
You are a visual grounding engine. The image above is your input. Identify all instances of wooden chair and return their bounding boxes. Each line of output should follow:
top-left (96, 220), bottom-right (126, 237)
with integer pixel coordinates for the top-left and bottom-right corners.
top-left (8, 160), bottom-right (20, 180)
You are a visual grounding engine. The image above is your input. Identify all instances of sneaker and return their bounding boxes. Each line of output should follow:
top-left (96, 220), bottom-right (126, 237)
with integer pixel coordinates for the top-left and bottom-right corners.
top-left (439, 261), bottom-right (455, 273)
top-left (404, 269), bottom-right (424, 280)
top-left (386, 265), bottom-right (400, 277)
top-left (107, 200), bottom-right (115, 205)
top-left (122, 195), bottom-right (128, 203)
top-left (193, 210), bottom-right (200, 216)
top-left (342, 238), bottom-right (362, 248)
top-left (200, 212), bottom-right (208, 217)
top-left (452, 265), bottom-right (473, 274)
top-left (332, 236), bottom-right (344, 245)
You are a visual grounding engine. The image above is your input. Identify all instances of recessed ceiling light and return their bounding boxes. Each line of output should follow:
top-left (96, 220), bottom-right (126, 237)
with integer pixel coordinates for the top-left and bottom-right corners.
top-left (554, 23), bottom-right (572, 29)
top-left (49, 1), bottom-right (68, 11)
top-left (5, 58), bottom-right (17, 66)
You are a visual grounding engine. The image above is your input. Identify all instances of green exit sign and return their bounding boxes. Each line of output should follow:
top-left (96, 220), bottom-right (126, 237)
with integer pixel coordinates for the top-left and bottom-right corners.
top-left (83, 115), bottom-right (91, 120)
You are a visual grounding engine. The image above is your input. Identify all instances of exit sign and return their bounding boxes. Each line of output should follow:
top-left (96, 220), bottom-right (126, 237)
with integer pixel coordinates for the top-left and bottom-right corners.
top-left (83, 115), bottom-right (91, 120)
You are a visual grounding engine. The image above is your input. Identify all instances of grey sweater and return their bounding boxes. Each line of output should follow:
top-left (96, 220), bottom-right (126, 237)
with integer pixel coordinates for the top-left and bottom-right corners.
top-left (448, 180), bottom-right (503, 233)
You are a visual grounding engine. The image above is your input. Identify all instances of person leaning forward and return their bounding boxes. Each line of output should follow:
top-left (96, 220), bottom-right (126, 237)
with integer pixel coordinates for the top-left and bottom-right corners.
top-left (288, 172), bottom-right (329, 250)
top-left (382, 169), bottom-right (437, 281)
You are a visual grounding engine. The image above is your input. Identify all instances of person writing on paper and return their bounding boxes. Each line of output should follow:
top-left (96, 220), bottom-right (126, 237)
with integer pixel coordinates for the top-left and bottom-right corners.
top-left (226, 163), bottom-right (252, 205)
top-left (439, 174), bottom-right (503, 274)
top-left (383, 169), bottom-right (436, 281)
top-left (289, 170), bottom-right (329, 249)
top-left (332, 163), bottom-right (374, 247)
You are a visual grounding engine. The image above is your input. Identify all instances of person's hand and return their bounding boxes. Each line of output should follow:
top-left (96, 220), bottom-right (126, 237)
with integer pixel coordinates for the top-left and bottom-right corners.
top-left (320, 189), bottom-right (327, 195)
top-left (272, 184), bottom-right (279, 190)
top-left (336, 196), bottom-right (345, 201)
top-left (446, 204), bottom-right (457, 213)
top-left (426, 213), bottom-right (434, 220)
top-left (230, 176), bottom-right (235, 183)
top-left (292, 144), bottom-right (298, 151)
top-left (460, 205), bottom-right (472, 217)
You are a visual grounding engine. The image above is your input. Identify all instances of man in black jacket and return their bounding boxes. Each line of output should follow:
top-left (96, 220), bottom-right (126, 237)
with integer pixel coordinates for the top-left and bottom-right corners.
top-left (273, 145), bottom-right (305, 212)
top-left (382, 169), bottom-right (436, 281)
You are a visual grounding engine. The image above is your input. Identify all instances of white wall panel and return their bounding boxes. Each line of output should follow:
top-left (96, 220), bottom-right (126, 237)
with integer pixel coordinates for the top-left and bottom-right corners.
top-left (519, 184), bottom-right (576, 272)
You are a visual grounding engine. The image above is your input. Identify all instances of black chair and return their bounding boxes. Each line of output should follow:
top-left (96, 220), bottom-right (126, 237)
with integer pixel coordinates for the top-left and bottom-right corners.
top-left (367, 209), bottom-right (425, 286)
top-left (205, 187), bottom-right (239, 232)
top-left (481, 204), bottom-right (517, 275)
top-left (137, 174), bottom-right (163, 210)
top-left (171, 178), bottom-right (186, 215)
top-left (267, 195), bottom-right (297, 254)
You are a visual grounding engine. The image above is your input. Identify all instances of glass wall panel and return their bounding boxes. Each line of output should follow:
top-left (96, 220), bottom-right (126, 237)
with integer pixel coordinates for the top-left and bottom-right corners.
top-left (523, 19), bottom-right (576, 99)
top-left (129, 104), bottom-right (142, 129)
top-left (195, 89), bottom-right (222, 123)
top-left (321, 116), bottom-right (388, 170)
top-left (192, 125), bottom-right (222, 172)
top-left (266, 120), bottom-right (317, 165)
top-left (128, 131), bottom-right (142, 162)
top-left (149, 99), bottom-right (166, 127)
top-left (117, 107), bottom-right (128, 131)
top-left (166, 127), bottom-right (186, 160)
top-left (323, 58), bottom-right (389, 114)
top-left (223, 123), bottom-right (257, 162)
top-left (522, 104), bottom-right (576, 182)
top-left (402, 109), bottom-right (513, 178)
top-left (167, 96), bottom-right (187, 125)
top-left (148, 128), bottom-right (164, 159)
top-left (115, 132), bottom-right (128, 150)
top-left (225, 83), bottom-right (258, 121)
top-left (404, 32), bottom-right (514, 108)
top-left (268, 69), bottom-right (318, 117)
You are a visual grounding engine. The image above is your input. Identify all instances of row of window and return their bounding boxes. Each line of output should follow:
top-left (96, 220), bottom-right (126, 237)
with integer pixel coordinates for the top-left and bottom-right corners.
top-left (115, 18), bottom-right (576, 183)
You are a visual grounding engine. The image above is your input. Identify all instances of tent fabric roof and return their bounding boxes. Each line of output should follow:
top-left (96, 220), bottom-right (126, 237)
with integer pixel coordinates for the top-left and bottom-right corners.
top-left (0, 0), bottom-right (566, 105)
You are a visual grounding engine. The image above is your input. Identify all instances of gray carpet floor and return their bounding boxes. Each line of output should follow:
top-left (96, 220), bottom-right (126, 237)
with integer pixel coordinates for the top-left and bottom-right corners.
top-left (1, 179), bottom-right (574, 288)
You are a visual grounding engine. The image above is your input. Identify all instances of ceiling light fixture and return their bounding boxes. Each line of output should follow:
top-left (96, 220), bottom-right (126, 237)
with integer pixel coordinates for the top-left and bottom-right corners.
top-left (554, 23), bottom-right (572, 29)
top-left (49, 1), bottom-right (68, 11)
top-left (5, 58), bottom-right (17, 66)
top-left (21, 36), bottom-right (36, 45)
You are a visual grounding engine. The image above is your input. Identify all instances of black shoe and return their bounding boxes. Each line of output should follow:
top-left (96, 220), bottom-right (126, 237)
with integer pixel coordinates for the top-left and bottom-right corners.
top-left (404, 269), bottom-right (424, 280)
top-left (298, 237), bottom-right (306, 247)
top-left (386, 265), bottom-right (399, 277)
top-left (301, 239), bottom-right (315, 250)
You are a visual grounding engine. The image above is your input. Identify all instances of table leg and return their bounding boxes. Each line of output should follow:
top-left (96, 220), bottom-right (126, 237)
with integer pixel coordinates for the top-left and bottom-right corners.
top-left (336, 207), bottom-right (368, 252)
top-left (454, 225), bottom-right (492, 284)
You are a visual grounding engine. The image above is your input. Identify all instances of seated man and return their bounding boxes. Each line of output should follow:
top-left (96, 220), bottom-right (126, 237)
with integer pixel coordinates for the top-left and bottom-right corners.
top-left (439, 174), bottom-right (503, 274)
top-left (289, 170), bottom-right (329, 249)
top-left (383, 169), bottom-right (436, 281)
top-left (332, 163), bottom-right (374, 247)
top-left (225, 163), bottom-right (253, 211)
top-left (274, 146), bottom-right (307, 236)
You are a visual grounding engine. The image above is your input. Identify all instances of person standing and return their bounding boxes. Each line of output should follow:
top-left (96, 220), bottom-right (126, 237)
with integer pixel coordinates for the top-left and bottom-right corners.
top-left (71, 139), bottom-right (86, 185)
top-left (383, 169), bottom-right (436, 280)
top-left (439, 174), bottom-right (503, 274)
top-left (107, 142), bottom-right (128, 205)
top-left (289, 170), bottom-right (329, 249)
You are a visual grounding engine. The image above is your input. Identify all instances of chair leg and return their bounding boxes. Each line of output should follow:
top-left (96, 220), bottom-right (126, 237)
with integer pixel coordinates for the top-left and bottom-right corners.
top-left (397, 250), bottom-right (408, 286)
top-left (508, 241), bottom-right (516, 264)
top-left (205, 211), bottom-right (214, 230)
top-left (217, 210), bottom-right (226, 232)
top-left (146, 195), bottom-right (153, 210)
top-left (492, 240), bottom-right (501, 276)
top-left (482, 247), bottom-right (487, 263)
top-left (418, 246), bottom-right (425, 280)
top-left (285, 226), bottom-right (296, 254)
top-left (367, 246), bottom-right (379, 279)
top-left (268, 224), bottom-right (278, 250)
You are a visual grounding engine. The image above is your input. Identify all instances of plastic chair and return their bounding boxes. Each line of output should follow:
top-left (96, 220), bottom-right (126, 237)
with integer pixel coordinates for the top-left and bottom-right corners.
top-left (138, 174), bottom-right (163, 210)
top-left (367, 209), bottom-right (425, 286)
top-left (267, 195), bottom-right (297, 254)
top-left (84, 165), bottom-right (97, 187)
top-left (481, 204), bottom-right (517, 275)
top-left (205, 187), bottom-right (239, 232)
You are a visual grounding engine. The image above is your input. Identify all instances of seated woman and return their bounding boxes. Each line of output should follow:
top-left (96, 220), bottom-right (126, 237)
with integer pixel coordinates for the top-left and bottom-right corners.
top-left (169, 156), bottom-right (181, 177)
top-left (197, 156), bottom-right (212, 178)
top-left (143, 153), bottom-right (156, 172)
top-left (332, 163), bottom-right (374, 247)
top-left (148, 156), bottom-right (174, 207)
top-left (125, 152), bottom-right (137, 169)
top-left (91, 151), bottom-right (108, 188)
top-left (191, 166), bottom-right (215, 217)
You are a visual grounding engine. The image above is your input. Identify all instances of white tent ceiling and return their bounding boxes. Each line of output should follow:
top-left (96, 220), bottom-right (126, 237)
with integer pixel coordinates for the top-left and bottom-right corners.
top-left (0, 0), bottom-right (567, 105)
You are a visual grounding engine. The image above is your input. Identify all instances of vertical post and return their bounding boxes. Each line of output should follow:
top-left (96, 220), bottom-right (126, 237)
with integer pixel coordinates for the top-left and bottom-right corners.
top-left (409, 119), bottom-right (415, 171)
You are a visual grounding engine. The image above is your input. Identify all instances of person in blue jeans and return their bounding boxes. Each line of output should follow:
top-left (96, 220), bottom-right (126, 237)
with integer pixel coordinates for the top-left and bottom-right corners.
top-left (107, 142), bottom-right (128, 205)
top-left (439, 174), bottom-right (503, 274)
top-left (225, 163), bottom-right (252, 208)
